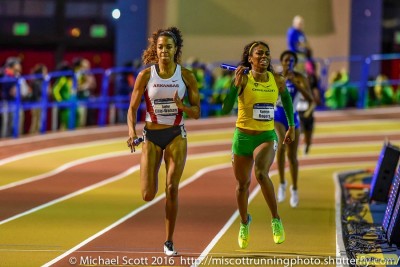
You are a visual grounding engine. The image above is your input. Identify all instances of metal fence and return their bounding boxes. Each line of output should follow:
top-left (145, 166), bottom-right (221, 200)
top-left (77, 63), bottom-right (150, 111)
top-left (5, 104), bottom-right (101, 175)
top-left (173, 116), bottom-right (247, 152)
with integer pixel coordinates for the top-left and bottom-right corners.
top-left (1, 53), bottom-right (399, 138)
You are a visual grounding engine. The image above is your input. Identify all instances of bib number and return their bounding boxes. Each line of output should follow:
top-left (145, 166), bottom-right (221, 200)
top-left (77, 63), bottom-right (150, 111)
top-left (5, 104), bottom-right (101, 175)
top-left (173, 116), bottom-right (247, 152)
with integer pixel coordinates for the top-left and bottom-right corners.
top-left (153, 98), bottom-right (178, 116)
top-left (253, 103), bottom-right (274, 121)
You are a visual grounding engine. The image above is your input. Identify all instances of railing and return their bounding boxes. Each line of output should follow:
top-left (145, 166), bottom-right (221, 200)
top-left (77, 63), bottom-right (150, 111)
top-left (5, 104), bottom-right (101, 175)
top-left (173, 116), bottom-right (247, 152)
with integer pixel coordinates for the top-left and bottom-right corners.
top-left (1, 53), bottom-right (399, 138)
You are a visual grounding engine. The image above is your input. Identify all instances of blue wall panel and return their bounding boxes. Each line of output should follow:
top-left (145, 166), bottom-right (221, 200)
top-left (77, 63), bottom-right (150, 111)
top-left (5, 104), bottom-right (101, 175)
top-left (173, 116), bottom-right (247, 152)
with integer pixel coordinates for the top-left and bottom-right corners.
top-left (115, 0), bottom-right (148, 66)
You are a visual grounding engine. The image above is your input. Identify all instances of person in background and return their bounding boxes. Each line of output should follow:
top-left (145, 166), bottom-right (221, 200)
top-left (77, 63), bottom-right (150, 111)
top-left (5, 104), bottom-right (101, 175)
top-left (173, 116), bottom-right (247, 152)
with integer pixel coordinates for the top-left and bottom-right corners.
top-left (0, 57), bottom-right (30, 137)
top-left (373, 74), bottom-right (395, 106)
top-left (297, 48), bottom-right (321, 155)
top-left (222, 41), bottom-right (295, 247)
top-left (211, 69), bottom-right (232, 116)
top-left (287, 15), bottom-right (310, 74)
top-left (126, 27), bottom-right (200, 256)
top-left (73, 57), bottom-right (97, 126)
top-left (29, 63), bottom-right (48, 134)
top-left (53, 61), bottom-right (75, 130)
top-left (275, 50), bottom-right (315, 208)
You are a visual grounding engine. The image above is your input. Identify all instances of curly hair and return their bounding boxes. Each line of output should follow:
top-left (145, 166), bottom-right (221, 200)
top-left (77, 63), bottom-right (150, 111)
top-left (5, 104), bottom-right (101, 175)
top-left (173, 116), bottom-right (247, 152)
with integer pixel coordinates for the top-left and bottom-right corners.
top-left (142, 27), bottom-right (183, 65)
top-left (238, 41), bottom-right (274, 73)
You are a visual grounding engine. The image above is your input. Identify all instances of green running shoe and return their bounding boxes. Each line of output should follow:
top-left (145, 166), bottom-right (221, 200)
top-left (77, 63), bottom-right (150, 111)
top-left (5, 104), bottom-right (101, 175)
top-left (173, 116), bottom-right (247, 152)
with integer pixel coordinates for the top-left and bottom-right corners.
top-left (271, 218), bottom-right (285, 244)
top-left (238, 214), bottom-right (252, 249)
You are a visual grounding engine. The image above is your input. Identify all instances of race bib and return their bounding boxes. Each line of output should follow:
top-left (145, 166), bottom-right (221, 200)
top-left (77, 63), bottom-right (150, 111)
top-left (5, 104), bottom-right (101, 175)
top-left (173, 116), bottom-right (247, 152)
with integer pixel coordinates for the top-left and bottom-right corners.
top-left (253, 103), bottom-right (274, 121)
top-left (153, 98), bottom-right (178, 116)
top-left (296, 100), bottom-right (309, 112)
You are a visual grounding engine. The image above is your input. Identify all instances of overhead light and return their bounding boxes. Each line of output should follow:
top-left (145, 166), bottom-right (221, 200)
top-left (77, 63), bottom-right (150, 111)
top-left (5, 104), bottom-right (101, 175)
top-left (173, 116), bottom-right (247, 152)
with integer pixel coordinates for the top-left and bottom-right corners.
top-left (112, 9), bottom-right (121, 20)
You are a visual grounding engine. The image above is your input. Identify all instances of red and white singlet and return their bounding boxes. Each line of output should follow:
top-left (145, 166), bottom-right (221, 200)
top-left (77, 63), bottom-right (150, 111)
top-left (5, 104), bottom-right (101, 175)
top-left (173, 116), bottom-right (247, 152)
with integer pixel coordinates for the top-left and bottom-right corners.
top-left (144, 64), bottom-right (186, 125)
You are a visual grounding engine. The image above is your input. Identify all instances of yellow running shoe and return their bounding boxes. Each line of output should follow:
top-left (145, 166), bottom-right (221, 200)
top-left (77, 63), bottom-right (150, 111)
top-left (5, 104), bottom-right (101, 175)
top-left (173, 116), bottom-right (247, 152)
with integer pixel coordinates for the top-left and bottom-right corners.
top-left (238, 214), bottom-right (252, 249)
top-left (271, 218), bottom-right (285, 244)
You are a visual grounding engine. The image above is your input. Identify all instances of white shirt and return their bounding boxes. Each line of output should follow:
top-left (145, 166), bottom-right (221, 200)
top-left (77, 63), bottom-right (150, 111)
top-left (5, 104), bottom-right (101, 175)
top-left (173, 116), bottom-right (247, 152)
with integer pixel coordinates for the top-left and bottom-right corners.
top-left (144, 64), bottom-right (186, 125)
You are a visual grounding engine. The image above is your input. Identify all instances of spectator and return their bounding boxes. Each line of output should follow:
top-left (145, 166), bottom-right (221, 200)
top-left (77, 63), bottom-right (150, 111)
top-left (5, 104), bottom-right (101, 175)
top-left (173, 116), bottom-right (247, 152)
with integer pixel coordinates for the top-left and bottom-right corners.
top-left (0, 57), bottom-right (30, 137)
top-left (325, 69), bottom-right (357, 109)
top-left (373, 74), bottom-right (395, 106)
top-left (211, 69), bottom-right (232, 116)
top-left (73, 58), bottom-right (97, 126)
top-left (29, 63), bottom-right (48, 134)
top-left (52, 61), bottom-right (75, 130)
top-left (287, 15), bottom-right (310, 74)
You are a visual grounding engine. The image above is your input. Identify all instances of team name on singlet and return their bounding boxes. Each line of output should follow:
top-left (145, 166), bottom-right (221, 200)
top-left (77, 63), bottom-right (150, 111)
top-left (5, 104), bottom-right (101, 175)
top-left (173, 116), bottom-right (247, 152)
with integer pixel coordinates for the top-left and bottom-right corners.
top-left (251, 83), bottom-right (276, 93)
top-left (153, 84), bottom-right (179, 88)
top-left (252, 88), bottom-right (275, 92)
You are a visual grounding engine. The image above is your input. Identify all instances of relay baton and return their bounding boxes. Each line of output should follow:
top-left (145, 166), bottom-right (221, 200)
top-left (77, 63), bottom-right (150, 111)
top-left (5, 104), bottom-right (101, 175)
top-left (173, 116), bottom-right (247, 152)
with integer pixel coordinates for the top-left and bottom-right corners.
top-left (133, 137), bottom-right (143, 146)
top-left (129, 137), bottom-right (143, 153)
top-left (220, 63), bottom-right (249, 74)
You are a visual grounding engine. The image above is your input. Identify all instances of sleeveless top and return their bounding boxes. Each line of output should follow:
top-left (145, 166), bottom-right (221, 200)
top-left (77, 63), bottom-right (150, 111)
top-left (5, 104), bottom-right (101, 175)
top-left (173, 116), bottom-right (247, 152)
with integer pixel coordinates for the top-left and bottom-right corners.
top-left (236, 71), bottom-right (279, 131)
top-left (144, 64), bottom-right (186, 125)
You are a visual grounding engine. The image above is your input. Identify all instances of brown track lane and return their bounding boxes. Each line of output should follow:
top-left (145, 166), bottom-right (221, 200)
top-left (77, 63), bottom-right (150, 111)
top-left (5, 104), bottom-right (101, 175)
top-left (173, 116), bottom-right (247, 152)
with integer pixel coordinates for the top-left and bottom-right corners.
top-left (53, 165), bottom-right (245, 267)
top-left (1, 106), bottom-right (398, 160)
top-left (52, 154), bottom-right (380, 267)
top-left (0, 154), bottom-right (139, 221)
top-left (0, 143), bottom-right (232, 223)
top-left (0, 120), bottom-right (236, 160)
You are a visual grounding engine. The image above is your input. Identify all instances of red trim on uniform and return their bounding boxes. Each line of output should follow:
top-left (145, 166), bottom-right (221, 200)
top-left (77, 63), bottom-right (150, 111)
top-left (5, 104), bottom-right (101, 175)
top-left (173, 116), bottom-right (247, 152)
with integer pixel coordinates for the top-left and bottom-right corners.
top-left (144, 90), bottom-right (158, 123)
top-left (174, 110), bottom-right (183, 125)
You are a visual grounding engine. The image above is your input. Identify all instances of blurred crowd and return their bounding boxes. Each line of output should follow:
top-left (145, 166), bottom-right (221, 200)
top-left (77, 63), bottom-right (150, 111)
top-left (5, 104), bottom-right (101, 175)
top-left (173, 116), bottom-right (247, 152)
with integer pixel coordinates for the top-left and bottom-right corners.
top-left (0, 53), bottom-right (399, 138)
top-left (325, 69), bottom-right (400, 109)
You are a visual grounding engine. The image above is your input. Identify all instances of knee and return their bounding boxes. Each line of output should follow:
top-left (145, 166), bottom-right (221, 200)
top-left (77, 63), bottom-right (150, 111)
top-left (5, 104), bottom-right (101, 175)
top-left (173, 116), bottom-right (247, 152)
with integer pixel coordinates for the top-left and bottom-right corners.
top-left (166, 183), bottom-right (179, 198)
top-left (254, 169), bottom-right (269, 182)
top-left (236, 179), bottom-right (250, 192)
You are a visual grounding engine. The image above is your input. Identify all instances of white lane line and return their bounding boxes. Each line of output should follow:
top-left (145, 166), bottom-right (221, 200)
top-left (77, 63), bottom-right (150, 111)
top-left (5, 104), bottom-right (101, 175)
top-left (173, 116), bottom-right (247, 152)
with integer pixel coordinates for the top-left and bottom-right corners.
top-left (0, 138), bottom-right (124, 167)
top-left (0, 130), bottom-right (232, 167)
top-left (0, 165), bottom-right (140, 226)
top-left (192, 161), bottom-right (375, 267)
top-left (0, 151), bottom-right (230, 226)
top-left (1, 107), bottom-right (397, 147)
top-left (0, 131), bottom-right (393, 170)
top-left (0, 117), bottom-right (236, 147)
top-left (0, 151), bottom-right (127, 191)
top-left (192, 173), bottom-right (268, 267)
top-left (0, 126), bottom-right (127, 147)
top-left (41, 162), bottom-right (232, 267)
top-left (0, 146), bottom-right (379, 192)
top-left (314, 107), bottom-right (400, 117)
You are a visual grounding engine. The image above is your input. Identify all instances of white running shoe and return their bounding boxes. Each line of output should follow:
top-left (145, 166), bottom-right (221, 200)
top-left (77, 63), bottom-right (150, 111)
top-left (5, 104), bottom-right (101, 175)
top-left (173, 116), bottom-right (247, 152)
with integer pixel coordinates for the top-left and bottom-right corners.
top-left (290, 186), bottom-right (299, 208)
top-left (277, 182), bottom-right (287, 203)
top-left (164, 241), bottom-right (178, 256)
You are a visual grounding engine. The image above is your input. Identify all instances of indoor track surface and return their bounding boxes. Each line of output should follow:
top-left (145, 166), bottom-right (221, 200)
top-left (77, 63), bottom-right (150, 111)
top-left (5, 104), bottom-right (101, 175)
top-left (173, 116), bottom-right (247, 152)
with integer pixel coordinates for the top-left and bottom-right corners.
top-left (0, 106), bottom-right (399, 267)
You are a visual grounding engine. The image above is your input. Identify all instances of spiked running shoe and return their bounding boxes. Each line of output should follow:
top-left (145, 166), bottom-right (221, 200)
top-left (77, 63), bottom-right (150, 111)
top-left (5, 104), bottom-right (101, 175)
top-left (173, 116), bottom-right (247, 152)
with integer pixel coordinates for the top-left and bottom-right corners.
top-left (238, 214), bottom-right (252, 249)
top-left (164, 241), bottom-right (178, 256)
top-left (271, 218), bottom-right (285, 244)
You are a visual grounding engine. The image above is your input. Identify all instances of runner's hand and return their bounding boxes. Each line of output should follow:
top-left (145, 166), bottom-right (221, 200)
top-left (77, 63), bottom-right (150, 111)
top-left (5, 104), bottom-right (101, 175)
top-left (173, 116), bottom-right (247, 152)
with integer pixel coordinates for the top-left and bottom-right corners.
top-left (127, 136), bottom-right (138, 153)
top-left (283, 126), bottom-right (295, 144)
